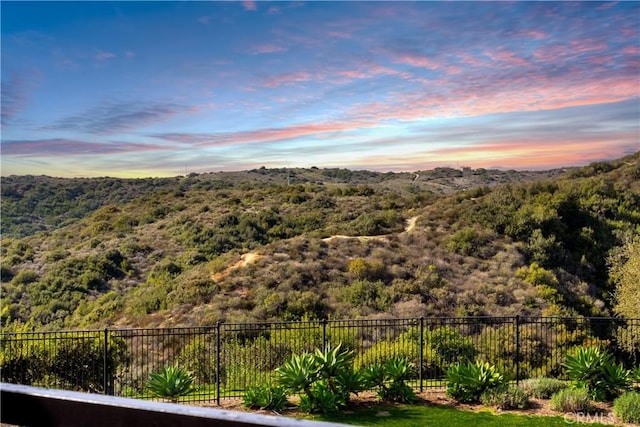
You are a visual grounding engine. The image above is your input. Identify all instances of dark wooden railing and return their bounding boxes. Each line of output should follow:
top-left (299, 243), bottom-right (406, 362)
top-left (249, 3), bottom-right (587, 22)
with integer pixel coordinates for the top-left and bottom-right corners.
top-left (0, 383), bottom-right (348, 427)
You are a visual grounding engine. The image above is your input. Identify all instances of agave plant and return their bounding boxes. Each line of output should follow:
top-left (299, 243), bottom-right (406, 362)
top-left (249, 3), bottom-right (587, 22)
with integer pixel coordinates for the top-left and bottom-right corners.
top-left (313, 343), bottom-right (354, 394)
top-left (446, 361), bottom-right (504, 403)
top-left (242, 384), bottom-right (288, 411)
top-left (146, 365), bottom-right (194, 403)
top-left (564, 346), bottom-right (630, 401)
top-left (276, 352), bottom-right (319, 401)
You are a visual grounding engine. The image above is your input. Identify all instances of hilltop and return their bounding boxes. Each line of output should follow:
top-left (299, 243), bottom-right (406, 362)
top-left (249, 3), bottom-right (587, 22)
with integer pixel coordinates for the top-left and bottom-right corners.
top-left (1, 154), bottom-right (638, 330)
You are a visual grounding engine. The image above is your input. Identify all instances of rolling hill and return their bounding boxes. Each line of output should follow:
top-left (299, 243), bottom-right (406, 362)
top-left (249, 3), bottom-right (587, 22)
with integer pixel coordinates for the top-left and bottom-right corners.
top-left (1, 153), bottom-right (638, 330)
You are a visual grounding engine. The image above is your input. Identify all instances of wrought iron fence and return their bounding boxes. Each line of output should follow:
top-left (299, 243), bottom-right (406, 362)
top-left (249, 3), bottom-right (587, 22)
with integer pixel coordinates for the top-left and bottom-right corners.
top-left (1, 316), bottom-right (638, 403)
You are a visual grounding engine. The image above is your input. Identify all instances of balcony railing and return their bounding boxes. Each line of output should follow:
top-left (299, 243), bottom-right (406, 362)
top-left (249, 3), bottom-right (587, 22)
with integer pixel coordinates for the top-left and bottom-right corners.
top-left (0, 383), bottom-right (348, 427)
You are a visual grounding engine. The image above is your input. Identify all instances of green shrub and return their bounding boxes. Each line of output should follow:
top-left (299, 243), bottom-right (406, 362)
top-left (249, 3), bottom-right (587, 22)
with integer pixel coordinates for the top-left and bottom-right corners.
top-left (446, 361), bottom-right (505, 403)
top-left (363, 357), bottom-right (416, 403)
top-left (427, 326), bottom-right (477, 366)
top-left (382, 357), bottom-right (416, 403)
top-left (519, 377), bottom-right (568, 399)
top-left (242, 384), bottom-right (288, 411)
top-left (550, 388), bottom-right (593, 413)
top-left (613, 391), bottom-right (640, 424)
top-left (146, 365), bottom-right (195, 403)
top-left (299, 380), bottom-right (342, 413)
top-left (564, 346), bottom-right (630, 401)
top-left (276, 352), bottom-right (319, 399)
top-left (276, 343), bottom-right (361, 413)
top-left (480, 385), bottom-right (529, 409)
top-left (0, 332), bottom-right (127, 393)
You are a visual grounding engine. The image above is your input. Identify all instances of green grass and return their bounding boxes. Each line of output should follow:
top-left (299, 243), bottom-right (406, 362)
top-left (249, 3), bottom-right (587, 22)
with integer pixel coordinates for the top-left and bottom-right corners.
top-left (313, 404), bottom-right (612, 427)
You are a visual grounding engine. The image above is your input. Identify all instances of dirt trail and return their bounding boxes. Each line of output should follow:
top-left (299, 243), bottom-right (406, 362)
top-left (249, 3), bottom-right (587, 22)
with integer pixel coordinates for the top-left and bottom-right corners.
top-left (405, 216), bottom-right (418, 233)
top-left (322, 215), bottom-right (419, 243)
top-left (213, 216), bottom-right (420, 279)
top-left (212, 252), bottom-right (261, 281)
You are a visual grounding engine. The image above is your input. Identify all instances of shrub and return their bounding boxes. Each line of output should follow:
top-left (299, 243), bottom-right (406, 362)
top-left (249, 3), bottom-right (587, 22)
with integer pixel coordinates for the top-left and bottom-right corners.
top-left (446, 361), bottom-right (505, 403)
top-left (363, 357), bottom-right (416, 403)
top-left (276, 352), bottom-right (319, 400)
top-left (564, 346), bottom-right (630, 401)
top-left (299, 380), bottom-right (342, 413)
top-left (276, 343), bottom-right (362, 413)
top-left (519, 377), bottom-right (568, 399)
top-left (242, 384), bottom-right (288, 411)
top-left (427, 326), bottom-right (477, 367)
top-left (146, 365), bottom-right (195, 403)
top-left (0, 332), bottom-right (127, 393)
top-left (480, 385), bottom-right (529, 409)
top-left (550, 388), bottom-right (593, 413)
top-left (613, 391), bottom-right (640, 424)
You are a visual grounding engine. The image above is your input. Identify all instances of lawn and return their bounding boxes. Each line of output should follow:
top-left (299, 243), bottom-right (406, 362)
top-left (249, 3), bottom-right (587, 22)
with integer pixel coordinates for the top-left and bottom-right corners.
top-left (313, 404), bottom-right (615, 427)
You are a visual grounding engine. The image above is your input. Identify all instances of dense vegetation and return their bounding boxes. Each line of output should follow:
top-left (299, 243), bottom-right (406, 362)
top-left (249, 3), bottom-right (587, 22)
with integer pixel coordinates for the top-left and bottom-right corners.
top-left (1, 153), bottom-right (638, 330)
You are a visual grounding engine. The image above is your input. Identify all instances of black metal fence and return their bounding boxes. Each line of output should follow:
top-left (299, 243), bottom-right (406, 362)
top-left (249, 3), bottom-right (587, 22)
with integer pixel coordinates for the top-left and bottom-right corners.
top-left (1, 316), bottom-right (638, 403)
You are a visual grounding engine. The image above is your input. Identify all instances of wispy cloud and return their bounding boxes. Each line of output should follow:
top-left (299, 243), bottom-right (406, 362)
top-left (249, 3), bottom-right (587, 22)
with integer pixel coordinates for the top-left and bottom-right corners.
top-left (249, 43), bottom-right (288, 54)
top-left (150, 120), bottom-right (372, 148)
top-left (262, 71), bottom-right (314, 88)
top-left (1, 138), bottom-right (172, 156)
top-left (1, 71), bottom-right (40, 127)
top-left (95, 51), bottom-right (116, 61)
top-left (43, 101), bottom-right (197, 135)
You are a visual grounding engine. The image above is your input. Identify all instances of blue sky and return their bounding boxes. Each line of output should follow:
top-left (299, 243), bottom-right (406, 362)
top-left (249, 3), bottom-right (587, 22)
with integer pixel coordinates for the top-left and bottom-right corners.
top-left (1, 1), bottom-right (639, 177)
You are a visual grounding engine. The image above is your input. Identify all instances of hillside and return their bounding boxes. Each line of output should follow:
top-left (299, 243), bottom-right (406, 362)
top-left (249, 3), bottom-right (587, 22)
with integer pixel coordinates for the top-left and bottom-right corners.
top-left (1, 154), bottom-right (638, 330)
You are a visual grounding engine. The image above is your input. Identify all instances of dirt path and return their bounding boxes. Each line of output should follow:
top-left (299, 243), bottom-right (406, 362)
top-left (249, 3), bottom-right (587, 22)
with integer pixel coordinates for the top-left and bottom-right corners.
top-left (405, 216), bottom-right (418, 233)
top-left (213, 216), bottom-right (420, 279)
top-left (212, 252), bottom-right (261, 281)
top-left (322, 215), bottom-right (419, 243)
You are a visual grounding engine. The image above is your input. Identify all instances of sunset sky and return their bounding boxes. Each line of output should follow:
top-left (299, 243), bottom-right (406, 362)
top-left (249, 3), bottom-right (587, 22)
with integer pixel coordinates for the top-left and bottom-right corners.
top-left (1, 1), bottom-right (639, 178)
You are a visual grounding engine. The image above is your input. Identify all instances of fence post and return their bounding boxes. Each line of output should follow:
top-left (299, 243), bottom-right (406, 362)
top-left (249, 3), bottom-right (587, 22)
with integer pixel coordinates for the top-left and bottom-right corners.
top-left (216, 322), bottom-right (221, 406)
top-left (419, 317), bottom-right (424, 393)
top-left (321, 319), bottom-right (328, 352)
top-left (103, 328), bottom-right (109, 395)
top-left (514, 315), bottom-right (520, 386)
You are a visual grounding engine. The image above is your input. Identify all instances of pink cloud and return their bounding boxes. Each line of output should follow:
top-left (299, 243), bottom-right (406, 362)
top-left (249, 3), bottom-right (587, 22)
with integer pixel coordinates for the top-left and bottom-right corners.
top-left (151, 120), bottom-right (377, 148)
top-left (263, 71), bottom-right (313, 88)
top-left (596, 2), bottom-right (618, 10)
top-left (484, 49), bottom-right (529, 67)
top-left (393, 54), bottom-right (440, 70)
top-left (242, 1), bottom-right (257, 11)
top-left (343, 68), bottom-right (639, 125)
top-left (518, 30), bottom-right (548, 40)
top-left (426, 137), bottom-right (636, 170)
top-left (249, 43), bottom-right (288, 54)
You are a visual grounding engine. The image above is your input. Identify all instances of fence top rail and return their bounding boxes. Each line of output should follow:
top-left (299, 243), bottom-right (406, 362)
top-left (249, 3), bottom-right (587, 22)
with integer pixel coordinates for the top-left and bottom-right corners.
top-left (1, 316), bottom-right (637, 336)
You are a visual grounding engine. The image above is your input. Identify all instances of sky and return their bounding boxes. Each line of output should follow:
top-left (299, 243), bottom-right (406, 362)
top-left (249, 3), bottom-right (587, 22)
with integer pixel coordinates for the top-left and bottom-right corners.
top-left (1, 1), bottom-right (639, 178)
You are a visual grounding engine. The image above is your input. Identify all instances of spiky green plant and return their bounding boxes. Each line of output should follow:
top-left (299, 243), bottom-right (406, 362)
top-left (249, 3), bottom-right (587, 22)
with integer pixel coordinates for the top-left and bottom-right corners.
top-left (446, 361), bottom-right (505, 403)
top-left (146, 365), bottom-right (194, 403)
top-left (564, 346), bottom-right (630, 401)
top-left (313, 343), bottom-right (354, 394)
top-left (276, 352), bottom-right (319, 401)
top-left (242, 384), bottom-right (288, 411)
